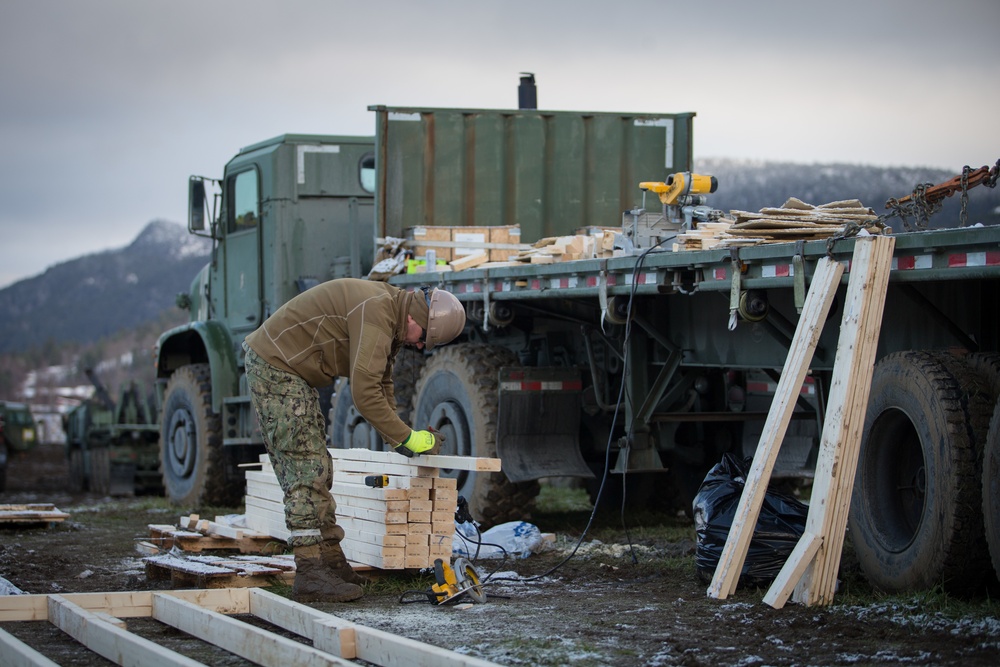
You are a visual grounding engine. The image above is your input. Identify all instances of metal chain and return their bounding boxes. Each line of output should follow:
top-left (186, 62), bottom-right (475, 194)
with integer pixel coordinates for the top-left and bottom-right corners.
top-left (960, 166), bottom-right (971, 227)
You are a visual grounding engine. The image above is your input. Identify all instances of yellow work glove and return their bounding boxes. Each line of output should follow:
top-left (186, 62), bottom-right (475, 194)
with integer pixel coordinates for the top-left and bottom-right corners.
top-left (395, 429), bottom-right (437, 457)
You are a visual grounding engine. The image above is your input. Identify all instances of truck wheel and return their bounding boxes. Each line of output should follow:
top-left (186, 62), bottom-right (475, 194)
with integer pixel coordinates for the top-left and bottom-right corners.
top-left (160, 364), bottom-right (229, 507)
top-left (329, 348), bottom-right (426, 449)
top-left (410, 344), bottom-right (540, 527)
top-left (986, 401), bottom-right (1000, 581)
top-left (849, 351), bottom-right (992, 593)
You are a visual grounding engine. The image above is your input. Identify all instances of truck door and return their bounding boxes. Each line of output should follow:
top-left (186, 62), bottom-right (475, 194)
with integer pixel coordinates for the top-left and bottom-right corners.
top-left (223, 168), bottom-right (261, 336)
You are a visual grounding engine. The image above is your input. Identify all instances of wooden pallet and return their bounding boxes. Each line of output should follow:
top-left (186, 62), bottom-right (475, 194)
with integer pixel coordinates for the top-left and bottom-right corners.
top-left (0, 587), bottom-right (501, 666)
top-left (0, 504), bottom-right (70, 525)
top-left (143, 553), bottom-right (295, 589)
top-left (145, 514), bottom-right (283, 554)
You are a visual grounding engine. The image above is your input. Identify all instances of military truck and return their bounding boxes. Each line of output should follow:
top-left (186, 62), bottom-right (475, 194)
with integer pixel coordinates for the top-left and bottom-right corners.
top-left (64, 370), bottom-right (161, 496)
top-left (157, 97), bottom-right (1000, 593)
top-left (0, 401), bottom-right (38, 492)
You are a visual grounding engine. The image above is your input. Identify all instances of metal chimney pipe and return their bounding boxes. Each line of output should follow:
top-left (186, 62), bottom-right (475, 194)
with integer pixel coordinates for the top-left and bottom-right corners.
top-left (518, 73), bottom-right (537, 109)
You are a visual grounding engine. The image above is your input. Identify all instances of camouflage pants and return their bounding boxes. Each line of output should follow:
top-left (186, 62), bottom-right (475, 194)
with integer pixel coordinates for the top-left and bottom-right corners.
top-left (243, 343), bottom-right (343, 548)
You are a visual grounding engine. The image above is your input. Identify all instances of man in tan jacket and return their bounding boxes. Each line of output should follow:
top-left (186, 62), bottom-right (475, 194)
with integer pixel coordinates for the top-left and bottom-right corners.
top-left (243, 278), bottom-right (466, 602)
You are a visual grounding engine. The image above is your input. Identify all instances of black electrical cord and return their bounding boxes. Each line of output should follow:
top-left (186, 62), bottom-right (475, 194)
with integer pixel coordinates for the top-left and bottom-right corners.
top-left (485, 237), bottom-right (669, 585)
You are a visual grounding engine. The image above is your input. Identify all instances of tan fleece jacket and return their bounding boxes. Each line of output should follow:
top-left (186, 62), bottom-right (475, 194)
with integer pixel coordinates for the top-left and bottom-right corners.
top-left (245, 278), bottom-right (414, 445)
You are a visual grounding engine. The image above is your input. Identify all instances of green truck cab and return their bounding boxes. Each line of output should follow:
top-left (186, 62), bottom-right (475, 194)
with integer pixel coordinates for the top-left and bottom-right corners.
top-left (155, 135), bottom-right (376, 506)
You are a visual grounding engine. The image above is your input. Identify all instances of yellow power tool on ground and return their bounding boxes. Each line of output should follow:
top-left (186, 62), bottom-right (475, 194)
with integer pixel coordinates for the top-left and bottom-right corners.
top-left (429, 557), bottom-right (487, 605)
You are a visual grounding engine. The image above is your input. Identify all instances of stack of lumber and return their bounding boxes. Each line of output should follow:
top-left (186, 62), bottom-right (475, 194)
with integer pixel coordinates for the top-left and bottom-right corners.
top-left (725, 198), bottom-right (878, 244)
top-left (0, 503), bottom-right (69, 525)
top-left (244, 448), bottom-right (501, 570)
top-left (669, 198), bottom-right (880, 251)
top-left (672, 220), bottom-right (736, 251)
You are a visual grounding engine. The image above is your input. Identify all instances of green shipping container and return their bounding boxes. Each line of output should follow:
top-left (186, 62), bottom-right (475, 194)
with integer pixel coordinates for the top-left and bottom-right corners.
top-left (371, 106), bottom-right (695, 244)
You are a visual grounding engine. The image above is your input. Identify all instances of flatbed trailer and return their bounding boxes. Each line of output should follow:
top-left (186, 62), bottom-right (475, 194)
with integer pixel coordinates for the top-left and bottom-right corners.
top-left (387, 221), bottom-right (1000, 596)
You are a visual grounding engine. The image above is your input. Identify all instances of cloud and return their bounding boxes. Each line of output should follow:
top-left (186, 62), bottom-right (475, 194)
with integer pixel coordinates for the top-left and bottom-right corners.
top-left (0, 0), bottom-right (998, 288)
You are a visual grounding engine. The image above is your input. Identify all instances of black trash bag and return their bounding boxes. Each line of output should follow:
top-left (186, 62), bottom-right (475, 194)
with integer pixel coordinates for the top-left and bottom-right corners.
top-left (693, 453), bottom-right (809, 588)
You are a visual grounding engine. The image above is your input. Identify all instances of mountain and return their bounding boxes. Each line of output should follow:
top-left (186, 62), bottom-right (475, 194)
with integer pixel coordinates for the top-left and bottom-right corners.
top-left (0, 220), bottom-right (211, 354)
top-left (0, 161), bottom-right (997, 357)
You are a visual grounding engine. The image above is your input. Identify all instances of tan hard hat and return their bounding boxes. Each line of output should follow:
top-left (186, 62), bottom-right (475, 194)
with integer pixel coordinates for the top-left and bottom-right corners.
top-left (425, 289), bottom-right (466, 350)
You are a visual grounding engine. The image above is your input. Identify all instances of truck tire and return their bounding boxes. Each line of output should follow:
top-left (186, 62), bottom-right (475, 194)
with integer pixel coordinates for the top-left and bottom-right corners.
top-left (849, 351), bottom-right (992, 593)
top-left (328, 347), bottom-right (426, 449)
top-left (410, 344), bottom-right (540, 527)
top-left (160, 364), bottom-right (230, 507)
top-left (986, 400), bottom-right (1000, 581)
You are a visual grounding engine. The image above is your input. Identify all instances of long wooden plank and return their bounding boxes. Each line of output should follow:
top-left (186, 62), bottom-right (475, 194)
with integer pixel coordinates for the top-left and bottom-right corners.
top-left (248, 591), bottom-right (501, 667)
top-left (47, 594), bottom-right (204, 667)
top-left (793, 235), bottom-right (895, 605)
top-left (0, 589), bottom-right (250, 623)
top-left (151, 593), bottom-right (355, 667)
top-left (762, 531), bottom-right (822, 608)
top-left (328, 447), bottom-right (500, 472)
top-left (707, 255), bottom-right (844, 599)
top-left (0, 626), bottom-right (61, 667)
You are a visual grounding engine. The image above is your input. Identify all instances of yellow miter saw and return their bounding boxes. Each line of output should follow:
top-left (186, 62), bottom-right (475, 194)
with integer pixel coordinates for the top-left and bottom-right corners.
top-left (429, 557), bottom-right (487, 605)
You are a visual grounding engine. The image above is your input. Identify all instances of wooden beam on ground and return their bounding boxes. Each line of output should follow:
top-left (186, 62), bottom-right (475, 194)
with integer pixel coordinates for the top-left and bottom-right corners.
top-left (707, 255), bottom-right (844, 600)
top-left (248, 588), bottom-right (503, 667)
top-left (47, 594), bottom-right (203, 667)
top-left (151, 592), bottom-right (356, 667)
top-left (0, 626), bottom-right (61, 667)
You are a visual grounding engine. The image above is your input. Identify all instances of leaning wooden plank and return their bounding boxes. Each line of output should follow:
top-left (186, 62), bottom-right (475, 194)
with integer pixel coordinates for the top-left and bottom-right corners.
top-left (793, 235), bottom-right (895, 606)
top-left (151, 593), bottom-right (355, 667)
top-left (0, 626), bottom-right (61, 667)
top-left (762, 531), bottom-right (822, 608)
top-left (707, 255), bottom-right (844, 600)
top-left (248, 588), bottom-right (357, 659)
top-left (47, 594), bottom-right (204, 667)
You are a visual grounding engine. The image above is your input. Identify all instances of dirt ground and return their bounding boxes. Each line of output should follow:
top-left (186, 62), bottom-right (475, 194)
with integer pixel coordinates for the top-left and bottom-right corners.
top-left (2, 445), bottom-right (999, 666)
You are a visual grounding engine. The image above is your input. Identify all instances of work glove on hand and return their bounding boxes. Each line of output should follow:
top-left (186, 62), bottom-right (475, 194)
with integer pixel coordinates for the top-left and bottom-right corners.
top-left (394, 429), bottom-right (439, 457)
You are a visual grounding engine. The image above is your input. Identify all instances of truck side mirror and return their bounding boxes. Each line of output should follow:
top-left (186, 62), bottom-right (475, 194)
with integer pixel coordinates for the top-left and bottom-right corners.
top-left (189, 177), bottom-right (207, 232)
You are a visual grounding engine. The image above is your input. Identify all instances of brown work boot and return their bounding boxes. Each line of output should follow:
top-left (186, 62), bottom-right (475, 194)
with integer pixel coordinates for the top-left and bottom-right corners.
top-left (292, 545), bottom-right (364, 603)
top-left (321, 539), bottom-right (370, 586)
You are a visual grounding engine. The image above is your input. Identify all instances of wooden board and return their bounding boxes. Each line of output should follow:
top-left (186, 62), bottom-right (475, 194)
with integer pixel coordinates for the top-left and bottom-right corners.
top-left (706, 255), bottom-right (845, 599)
top-left (1, 588), bottom-right (503, 667)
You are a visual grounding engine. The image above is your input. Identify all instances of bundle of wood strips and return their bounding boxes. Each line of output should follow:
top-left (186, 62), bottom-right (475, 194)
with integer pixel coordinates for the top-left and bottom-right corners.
top-left (673, 198), bottom-right (880, 250)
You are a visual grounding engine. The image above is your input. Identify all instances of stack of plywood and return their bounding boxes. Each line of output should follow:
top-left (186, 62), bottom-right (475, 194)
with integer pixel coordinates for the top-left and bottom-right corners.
top-left (244, 448), bottom-right (500, 570)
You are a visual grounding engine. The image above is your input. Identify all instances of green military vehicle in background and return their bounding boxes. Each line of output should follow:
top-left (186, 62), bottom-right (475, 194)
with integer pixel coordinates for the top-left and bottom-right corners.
top-left (0, 400), bottom-right (38, 492)
top-left (156, 82), bottom-right (1000, 595)
top-left (63, 370), bottom-right (161, 496)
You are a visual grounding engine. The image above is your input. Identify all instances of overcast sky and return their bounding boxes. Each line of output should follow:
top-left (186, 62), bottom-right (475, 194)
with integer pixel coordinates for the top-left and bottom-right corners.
top-left (1, 0), bottom-right (998, 289)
